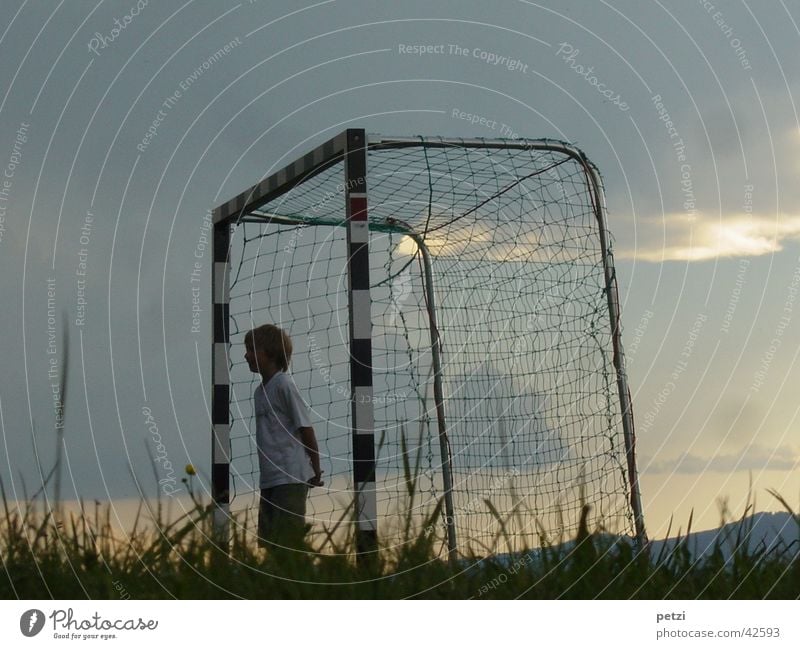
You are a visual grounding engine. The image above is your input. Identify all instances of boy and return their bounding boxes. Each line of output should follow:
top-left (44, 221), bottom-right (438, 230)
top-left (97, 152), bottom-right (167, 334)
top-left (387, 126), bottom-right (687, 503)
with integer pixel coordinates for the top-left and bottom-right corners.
top-left (244, 324), bottom-right (323, 551)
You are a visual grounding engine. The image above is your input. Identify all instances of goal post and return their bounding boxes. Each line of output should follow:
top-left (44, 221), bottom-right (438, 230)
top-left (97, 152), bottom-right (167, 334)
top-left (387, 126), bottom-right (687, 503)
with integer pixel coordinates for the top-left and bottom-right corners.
top-left (342, 129), bottom-right (379, 559)
top-left (211, 130), bottom-right (647, 559)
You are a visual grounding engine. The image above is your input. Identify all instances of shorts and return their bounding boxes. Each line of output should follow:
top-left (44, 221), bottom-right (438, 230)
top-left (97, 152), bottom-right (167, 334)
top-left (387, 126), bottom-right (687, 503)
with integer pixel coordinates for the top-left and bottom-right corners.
top-left (257, 483), bottom-right (309, 549)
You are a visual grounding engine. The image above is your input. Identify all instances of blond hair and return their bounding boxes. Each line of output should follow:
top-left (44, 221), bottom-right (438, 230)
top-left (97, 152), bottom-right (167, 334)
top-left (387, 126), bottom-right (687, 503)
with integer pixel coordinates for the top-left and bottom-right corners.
top-left (245, 324), bottom-right (293, 372)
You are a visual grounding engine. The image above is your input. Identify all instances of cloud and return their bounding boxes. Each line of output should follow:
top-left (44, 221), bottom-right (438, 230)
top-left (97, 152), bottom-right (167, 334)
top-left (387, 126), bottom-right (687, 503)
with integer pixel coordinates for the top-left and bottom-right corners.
top-left (395, 210), bottom-right (800, 265)
top-left (643, 444), bottom-right (799, 474)
top-left (396, 221), bottom-right (594, 263)
top-left (616, 212), bottom-right (800, 262)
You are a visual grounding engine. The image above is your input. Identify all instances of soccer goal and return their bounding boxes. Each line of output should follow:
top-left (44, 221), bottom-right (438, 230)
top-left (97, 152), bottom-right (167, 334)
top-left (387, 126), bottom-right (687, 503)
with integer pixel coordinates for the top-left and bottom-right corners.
top-left (210, 129), bottom-right (646, 560)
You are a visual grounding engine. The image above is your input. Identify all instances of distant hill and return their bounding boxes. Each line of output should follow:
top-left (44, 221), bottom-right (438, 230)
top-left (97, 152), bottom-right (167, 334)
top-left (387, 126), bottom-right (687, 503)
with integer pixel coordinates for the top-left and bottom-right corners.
top-left (472, 511), bottom-right (798, 567)
top-left (649, 511), bottom-right (798, 563)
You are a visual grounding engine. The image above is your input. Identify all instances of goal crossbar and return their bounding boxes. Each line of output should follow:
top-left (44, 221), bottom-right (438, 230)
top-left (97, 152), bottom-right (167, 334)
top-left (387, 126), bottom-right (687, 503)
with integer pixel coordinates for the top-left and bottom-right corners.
top-left (215, 135), bottom-right (595, 226)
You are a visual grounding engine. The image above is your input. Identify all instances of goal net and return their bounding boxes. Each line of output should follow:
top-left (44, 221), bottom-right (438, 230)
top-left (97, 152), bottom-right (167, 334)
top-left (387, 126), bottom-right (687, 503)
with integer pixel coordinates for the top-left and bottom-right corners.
top-left (213, 133), bottom-right (644, 557)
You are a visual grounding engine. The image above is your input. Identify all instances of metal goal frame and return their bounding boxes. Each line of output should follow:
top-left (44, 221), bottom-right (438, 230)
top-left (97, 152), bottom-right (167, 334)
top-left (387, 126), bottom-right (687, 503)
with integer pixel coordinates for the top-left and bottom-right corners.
top-left (210, 129), bottom-right (647, 560)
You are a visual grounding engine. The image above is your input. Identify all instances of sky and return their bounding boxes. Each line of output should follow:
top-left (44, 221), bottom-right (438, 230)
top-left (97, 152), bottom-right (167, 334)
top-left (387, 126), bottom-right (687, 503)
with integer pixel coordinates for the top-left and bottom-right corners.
top-left (1, 0), bottom-right (799, 541)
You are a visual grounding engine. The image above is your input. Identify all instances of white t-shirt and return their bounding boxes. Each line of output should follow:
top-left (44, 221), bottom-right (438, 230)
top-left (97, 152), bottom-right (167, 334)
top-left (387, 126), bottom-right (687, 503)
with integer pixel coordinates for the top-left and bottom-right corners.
top-left (253, 372), bottom-right (314, 489)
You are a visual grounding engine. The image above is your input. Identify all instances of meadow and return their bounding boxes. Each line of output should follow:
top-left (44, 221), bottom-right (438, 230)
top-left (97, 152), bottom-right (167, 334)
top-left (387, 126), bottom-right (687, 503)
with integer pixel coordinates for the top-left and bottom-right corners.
top-left (2, 467), bottom-right (797, 600)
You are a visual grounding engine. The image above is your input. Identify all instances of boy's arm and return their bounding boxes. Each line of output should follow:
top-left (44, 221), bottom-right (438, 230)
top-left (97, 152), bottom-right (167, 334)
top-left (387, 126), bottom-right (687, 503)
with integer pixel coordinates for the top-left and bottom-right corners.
top-left (299, 426), bottom-right (323, 486)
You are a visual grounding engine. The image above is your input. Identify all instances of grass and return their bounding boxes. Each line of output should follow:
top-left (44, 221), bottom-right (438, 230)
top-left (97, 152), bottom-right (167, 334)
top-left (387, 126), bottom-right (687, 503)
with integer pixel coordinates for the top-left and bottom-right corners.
top-left (1, 466), bottom-right (798, 599)
top-left (4, 343), bottom-right (797, 599)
